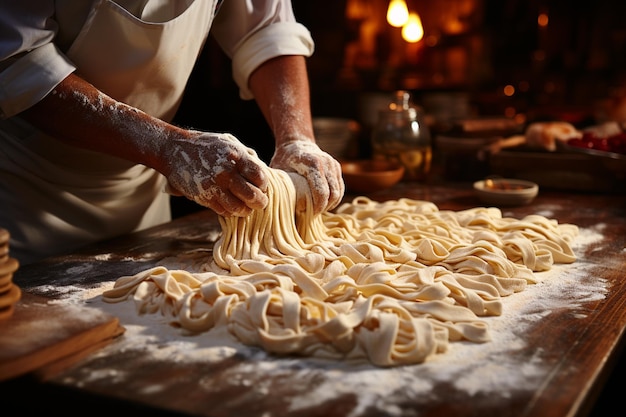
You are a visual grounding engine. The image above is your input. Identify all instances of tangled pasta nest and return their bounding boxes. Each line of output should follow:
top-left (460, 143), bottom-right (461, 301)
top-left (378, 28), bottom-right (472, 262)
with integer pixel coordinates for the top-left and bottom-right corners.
top-left (103, 168), bottom-right (578, 366)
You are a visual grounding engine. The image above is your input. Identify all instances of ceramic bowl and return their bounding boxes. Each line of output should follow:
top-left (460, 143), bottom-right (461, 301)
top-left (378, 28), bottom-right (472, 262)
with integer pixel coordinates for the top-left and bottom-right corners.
top-left (473, 178), bottom-right (539, 206)
top-left (341, 160), bottom-right (405, 193)
top-left (313, 118), bottom-right (360, 159)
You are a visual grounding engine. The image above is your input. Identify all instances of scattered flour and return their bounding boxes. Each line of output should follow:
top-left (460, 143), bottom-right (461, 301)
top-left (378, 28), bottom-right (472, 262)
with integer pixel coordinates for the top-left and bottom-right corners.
top-left (33, 227), bottom-right (607, 416)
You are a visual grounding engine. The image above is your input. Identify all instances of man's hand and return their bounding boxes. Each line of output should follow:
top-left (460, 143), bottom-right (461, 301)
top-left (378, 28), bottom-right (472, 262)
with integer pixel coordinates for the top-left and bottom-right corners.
top-left (164, 132), bottom-right (269, 217)
top-left (270, 140), bottom-right (344, 214)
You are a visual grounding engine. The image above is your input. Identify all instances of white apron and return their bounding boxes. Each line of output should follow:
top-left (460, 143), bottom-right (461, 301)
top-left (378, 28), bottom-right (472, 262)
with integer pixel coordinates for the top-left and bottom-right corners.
top-left (0, 0), bottom-right (216, 265)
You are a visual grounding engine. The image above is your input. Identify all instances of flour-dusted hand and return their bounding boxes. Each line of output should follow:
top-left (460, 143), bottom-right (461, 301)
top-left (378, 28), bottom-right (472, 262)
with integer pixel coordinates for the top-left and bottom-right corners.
top-left (270, 140), bottom-right (344, 213)
top-left (164, 132), bottom-right (269, 217)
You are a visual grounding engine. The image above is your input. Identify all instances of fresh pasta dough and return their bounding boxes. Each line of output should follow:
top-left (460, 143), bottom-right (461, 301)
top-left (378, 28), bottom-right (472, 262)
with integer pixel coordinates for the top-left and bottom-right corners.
top-left (103, 167), bottom-right (578, 366)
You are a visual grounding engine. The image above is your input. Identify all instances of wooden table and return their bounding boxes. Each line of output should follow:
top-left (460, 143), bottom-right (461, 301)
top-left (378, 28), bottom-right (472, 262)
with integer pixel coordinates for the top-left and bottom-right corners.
top-left (5, 182), bottom-right (626, 417)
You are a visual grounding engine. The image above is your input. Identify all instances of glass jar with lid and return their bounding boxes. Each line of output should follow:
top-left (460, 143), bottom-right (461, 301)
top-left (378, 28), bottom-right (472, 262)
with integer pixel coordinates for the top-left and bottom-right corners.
top-left (371, 90), bottom-right (432, 181)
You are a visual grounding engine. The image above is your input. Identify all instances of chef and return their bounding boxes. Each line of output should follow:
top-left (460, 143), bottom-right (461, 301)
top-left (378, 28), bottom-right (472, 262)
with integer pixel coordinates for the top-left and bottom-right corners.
top-left (0, 0), bottom-right (345, 265)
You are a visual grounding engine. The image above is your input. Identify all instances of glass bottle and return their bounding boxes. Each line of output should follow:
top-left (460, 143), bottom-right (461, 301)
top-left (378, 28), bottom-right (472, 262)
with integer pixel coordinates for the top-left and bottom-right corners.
top-left (371, 90), bottom-right (432, 181)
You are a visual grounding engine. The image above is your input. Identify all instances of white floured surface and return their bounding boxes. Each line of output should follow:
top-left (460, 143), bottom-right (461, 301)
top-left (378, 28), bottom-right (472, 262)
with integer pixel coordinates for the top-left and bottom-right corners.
top-left (33, 227), bottom-right (607, 416)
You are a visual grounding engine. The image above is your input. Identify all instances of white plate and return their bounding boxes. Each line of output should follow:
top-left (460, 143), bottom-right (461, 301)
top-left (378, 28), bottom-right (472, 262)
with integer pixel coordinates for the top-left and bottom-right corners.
top-left (473, 178), bottom-right (538, 206)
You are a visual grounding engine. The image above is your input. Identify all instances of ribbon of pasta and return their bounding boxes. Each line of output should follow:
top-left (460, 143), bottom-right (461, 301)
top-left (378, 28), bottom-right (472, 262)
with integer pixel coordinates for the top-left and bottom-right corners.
top-left (103, 164), bottom-right (579, 366)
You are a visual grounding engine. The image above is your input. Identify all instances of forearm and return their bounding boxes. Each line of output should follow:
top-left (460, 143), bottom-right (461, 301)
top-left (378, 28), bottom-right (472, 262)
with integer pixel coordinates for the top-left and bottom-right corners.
top-left (251, 55), bottom-right (344, 213)
top-left (19, 73), bottom-right (269, 217)
top-left (248, 55), bottom-right (315, 146)
top-left (20, 73), bottom-right (188, 174)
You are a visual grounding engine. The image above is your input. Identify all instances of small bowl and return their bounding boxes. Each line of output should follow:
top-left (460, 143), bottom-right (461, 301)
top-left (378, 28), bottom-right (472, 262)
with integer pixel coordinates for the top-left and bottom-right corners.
top-left (341, 160), bottom-right (405, 193)
top-left (473, 178), bottom-right (539, 206)
top-left (314, 118), bottom-right (360, 159)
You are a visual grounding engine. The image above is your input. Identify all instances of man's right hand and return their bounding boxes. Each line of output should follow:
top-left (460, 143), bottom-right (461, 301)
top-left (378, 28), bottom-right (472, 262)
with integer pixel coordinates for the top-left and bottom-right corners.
top-left (164, 132), bottom-right (269, 217)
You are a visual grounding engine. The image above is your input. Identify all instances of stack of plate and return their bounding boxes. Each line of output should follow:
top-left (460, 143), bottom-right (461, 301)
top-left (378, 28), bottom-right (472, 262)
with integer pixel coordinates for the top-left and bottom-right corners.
top-left (0, 229), bottom-right (20, 321)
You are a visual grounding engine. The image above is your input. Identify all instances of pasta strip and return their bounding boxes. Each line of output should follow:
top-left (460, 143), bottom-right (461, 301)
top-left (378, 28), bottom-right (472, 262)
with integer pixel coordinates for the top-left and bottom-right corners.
top-left (103, 165), bottom-right (578, 366)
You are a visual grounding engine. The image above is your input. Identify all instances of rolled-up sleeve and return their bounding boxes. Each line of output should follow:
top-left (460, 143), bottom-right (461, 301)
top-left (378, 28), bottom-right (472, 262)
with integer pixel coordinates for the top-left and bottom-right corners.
top-left (0, 2), bottom-right (76, 118)
top-left (210, 0), bottom-right (314, 100)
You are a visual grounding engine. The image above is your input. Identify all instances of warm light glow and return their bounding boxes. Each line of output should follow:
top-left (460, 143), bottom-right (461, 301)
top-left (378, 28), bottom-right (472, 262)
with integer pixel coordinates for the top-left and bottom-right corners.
top-left (514, 113), bottom-right (527, 124)
top-left (402, 12), bottom-right (424, 43)
top-left (346, 0), bottom-right (367, 19)
top-left (444, 19), bottom-right (464, 35)
top-left (504, 107), bottom-right (516, 118)
top-left (503, 85), bottom-right (515, 97)
top-left (538, 13), bottom-right (549, 27)
top-left (387, 0), bottom-right (409, 27)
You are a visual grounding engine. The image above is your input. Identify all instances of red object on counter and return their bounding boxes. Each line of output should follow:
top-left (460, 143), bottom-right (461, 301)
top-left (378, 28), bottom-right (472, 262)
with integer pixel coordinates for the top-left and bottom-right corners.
top-left (567, 131), bottom-right (626, 155)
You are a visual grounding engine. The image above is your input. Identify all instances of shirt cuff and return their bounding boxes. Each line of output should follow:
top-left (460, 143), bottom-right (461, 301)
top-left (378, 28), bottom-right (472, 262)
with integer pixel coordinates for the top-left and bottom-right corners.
top-left (0, 43), bottom-right (76, 119)
top-left (232, 22), bottom-right (314, 100)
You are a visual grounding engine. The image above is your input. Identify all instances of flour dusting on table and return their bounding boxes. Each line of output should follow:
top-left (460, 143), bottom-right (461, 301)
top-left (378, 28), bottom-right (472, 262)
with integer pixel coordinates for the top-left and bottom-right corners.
top-left (36, 227), bottom-right (606, 416)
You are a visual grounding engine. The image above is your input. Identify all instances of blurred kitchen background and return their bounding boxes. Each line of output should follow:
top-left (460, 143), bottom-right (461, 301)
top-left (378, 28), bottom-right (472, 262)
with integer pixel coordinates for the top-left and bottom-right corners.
top-left (172, 0), bottom-right (626, 216)
top-left (168, 4), bottom-right (624, 414)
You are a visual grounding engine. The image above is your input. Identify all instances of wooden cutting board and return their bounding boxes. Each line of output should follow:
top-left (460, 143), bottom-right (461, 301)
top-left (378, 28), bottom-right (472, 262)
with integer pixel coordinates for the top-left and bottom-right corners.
top-left (0, 291), bottom-right (124, 381)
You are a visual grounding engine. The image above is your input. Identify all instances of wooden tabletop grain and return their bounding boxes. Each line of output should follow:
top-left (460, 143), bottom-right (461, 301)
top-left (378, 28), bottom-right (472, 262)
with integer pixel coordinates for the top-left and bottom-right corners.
top-left (8, 182), bottom-right (626, 417)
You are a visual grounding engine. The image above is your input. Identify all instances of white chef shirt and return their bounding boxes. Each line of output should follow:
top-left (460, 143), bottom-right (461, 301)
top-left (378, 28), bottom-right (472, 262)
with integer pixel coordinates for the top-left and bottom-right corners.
top-left (0, 0), bottom-right (314, 265)
top-left (0, 0), bottom-right (315, 118)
